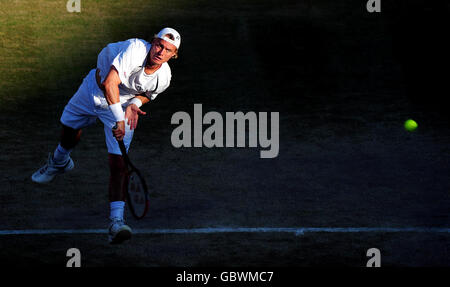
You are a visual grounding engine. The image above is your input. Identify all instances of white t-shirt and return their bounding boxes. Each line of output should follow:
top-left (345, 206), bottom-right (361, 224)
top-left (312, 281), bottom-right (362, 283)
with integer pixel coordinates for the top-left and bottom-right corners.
top-left (95, 38), bottom-right (171, 108)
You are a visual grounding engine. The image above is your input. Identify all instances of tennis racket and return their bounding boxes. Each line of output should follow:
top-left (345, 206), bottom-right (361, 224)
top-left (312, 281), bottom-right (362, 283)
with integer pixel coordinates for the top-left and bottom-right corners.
top-left (112, 125), bottom-right (149, 219)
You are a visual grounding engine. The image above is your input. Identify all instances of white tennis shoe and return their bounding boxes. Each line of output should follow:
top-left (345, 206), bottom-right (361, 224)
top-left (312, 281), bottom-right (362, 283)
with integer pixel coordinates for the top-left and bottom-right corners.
top-left (108, 218), bottom-right (132, 244)
top-left (31, 153), bottom-right (74, 183)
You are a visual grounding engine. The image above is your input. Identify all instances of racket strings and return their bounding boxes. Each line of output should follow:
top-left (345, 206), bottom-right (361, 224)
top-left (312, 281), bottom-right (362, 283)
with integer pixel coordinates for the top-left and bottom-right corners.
top-left (127, 174), bottom-right (148, 217)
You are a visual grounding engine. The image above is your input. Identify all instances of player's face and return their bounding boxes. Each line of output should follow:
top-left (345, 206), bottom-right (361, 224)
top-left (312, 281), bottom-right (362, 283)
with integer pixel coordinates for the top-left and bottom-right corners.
top-left (149, 39), bottom-right (177, 65)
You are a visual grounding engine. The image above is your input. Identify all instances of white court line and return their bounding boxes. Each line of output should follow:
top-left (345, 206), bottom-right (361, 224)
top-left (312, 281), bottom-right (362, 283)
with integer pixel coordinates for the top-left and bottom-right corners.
top-left (0, 227), bottom-right (449, 236)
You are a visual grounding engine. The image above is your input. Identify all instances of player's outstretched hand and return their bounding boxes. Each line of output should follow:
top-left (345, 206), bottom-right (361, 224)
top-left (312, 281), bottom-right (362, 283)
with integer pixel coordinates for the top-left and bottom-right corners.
top-left (113, 120), bottom-right (126, 141)
top-left (125, 104), bottom-right (147, 130)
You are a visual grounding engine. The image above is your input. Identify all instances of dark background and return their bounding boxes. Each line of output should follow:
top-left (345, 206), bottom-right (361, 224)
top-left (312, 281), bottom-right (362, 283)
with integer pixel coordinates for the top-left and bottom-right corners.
top-left (0, 0), bottom-right (449, 267)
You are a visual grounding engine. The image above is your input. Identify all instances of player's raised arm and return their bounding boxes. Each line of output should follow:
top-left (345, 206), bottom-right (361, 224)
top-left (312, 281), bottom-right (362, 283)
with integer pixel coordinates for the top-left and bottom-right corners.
top-left (102, 66), bottom-right (125, 140)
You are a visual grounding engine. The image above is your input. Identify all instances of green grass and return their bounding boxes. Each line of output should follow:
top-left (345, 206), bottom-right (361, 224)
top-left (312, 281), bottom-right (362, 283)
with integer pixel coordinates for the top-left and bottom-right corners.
top-left (0, 0), bottom-right (197, 112)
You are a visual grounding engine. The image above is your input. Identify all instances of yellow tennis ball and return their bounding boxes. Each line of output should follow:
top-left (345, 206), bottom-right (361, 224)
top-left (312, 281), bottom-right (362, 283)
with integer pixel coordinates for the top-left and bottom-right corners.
top-left (404, 119), bottom-right (418, 131)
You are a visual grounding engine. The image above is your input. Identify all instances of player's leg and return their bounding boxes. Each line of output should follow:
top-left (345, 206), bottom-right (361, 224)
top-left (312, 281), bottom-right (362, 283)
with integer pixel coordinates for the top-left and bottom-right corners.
top-left (105, 122), bottom-right (134, 206)
top-left (101, 111), bottom-right (135, 244)
top-left (108, 153), bottom-right (128, 203)
top-left (52, 124), bottom-right (82, 166)
top-left (32, 69), bottom-right (98, 183)
top-left (107, 153), bottom-right (132, 244)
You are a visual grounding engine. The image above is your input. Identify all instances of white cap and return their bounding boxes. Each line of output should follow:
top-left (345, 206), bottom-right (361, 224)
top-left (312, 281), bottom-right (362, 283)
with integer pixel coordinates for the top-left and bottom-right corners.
top-left (156, 27), bottom-right (181, 49)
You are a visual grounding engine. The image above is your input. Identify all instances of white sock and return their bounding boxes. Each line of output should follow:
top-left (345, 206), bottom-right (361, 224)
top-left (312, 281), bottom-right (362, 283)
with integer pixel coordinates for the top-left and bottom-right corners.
top-left (53, 144), bottom-right (72, 165)
top-left (110, 201), bottom-right (125, 220)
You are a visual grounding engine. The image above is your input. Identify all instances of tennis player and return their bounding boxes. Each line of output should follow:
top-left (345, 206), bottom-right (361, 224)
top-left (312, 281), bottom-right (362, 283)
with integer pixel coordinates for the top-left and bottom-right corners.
top-left (31, 27), bottom-right (181, 244)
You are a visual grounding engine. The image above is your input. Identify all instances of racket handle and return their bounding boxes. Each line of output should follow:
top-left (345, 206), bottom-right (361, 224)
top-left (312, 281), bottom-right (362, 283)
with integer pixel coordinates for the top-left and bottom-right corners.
top-left (118, 140), bottom-right (127, 156)
top-left (112, 125), bottom-right (127, 156)
top-left (112, 124), bottom-right (125, 147)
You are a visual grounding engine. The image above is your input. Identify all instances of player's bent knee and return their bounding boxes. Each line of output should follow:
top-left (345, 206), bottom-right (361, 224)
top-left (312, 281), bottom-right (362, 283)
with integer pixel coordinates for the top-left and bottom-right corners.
top-left (60, 124), bottom-right (82, 149)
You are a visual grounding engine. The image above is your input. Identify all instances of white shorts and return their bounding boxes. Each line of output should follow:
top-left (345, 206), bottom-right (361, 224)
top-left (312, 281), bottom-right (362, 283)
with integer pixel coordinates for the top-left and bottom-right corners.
top-left (60, 69), bottom-right (134, 155)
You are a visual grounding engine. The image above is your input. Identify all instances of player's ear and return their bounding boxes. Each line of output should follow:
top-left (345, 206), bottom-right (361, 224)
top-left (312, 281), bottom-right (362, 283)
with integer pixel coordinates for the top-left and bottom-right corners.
top-left (171, 47), bottom-right (179, 59)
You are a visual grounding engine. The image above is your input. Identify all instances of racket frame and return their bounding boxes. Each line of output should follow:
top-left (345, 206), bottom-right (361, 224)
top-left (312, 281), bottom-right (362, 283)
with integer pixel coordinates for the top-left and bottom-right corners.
top-left (116, 139), bottom-right (150, 220)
